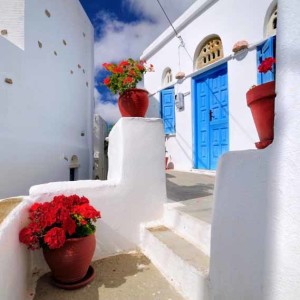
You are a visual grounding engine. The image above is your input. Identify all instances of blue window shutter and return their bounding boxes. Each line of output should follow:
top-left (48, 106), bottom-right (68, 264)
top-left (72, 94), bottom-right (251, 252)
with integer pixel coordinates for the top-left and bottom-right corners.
top-left (161, 88), bottom-right (175, 134)
top-left (257, 36), bottom-right (276, 84)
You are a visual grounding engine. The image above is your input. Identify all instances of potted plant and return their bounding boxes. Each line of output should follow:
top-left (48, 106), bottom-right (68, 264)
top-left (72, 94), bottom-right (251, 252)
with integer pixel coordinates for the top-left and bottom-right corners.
top-left (246, 57), bottom-right (276, 149)
top-left (19, 194), bottom-right (101, 289)
top-left (102, 58), bottom-right (154, 117)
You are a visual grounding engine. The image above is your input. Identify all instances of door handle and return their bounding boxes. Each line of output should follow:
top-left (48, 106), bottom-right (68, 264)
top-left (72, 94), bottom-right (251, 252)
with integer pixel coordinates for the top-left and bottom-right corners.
top-left (209, 110), bottom-right (213, 121)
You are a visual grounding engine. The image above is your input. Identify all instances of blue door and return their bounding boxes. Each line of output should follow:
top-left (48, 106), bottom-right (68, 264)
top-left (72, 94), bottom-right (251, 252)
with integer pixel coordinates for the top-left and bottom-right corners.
top-left (161, 88), bottom-right (175, 134)
top-left (257, 36), bottom-right (276, 84)
top-left (193, 63), bottom-right (229, 170)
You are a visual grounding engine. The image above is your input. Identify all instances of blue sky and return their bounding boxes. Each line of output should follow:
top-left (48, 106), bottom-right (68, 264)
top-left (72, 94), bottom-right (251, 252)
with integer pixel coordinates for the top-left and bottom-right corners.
top-left (79, 0), bottom-right (196, 124)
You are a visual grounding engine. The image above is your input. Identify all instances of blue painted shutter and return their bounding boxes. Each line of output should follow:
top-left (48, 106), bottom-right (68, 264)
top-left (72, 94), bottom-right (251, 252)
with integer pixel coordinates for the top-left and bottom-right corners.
top-left (257, 36), bottom-right (276, 84)
top-left (161, 89), bottom-right (175, 134)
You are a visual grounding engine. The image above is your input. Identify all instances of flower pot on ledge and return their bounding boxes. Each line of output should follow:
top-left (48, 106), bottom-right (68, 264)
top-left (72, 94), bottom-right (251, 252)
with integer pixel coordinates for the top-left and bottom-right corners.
top-left (246, 81), bottom-right (275, 149)
top-left (118, 88), bottom-right (149, 117)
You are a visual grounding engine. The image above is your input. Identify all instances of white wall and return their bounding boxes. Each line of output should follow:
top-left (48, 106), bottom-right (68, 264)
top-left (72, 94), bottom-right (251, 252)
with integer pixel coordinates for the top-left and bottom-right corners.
top-left (210, 0), bottom-right (300, 298)
top-left (0, 0), bottom-right (94, 198)
top-left (142, 0), bottom-right (275, 170)
top-left (0, 0), bottom-right (24, 49)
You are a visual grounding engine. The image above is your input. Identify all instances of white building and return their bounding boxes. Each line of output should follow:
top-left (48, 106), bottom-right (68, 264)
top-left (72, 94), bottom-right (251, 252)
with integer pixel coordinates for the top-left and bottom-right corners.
top-left (142, 0), bottom-right (277, 171)
top-left (0, 0), bottom-right (94, 198)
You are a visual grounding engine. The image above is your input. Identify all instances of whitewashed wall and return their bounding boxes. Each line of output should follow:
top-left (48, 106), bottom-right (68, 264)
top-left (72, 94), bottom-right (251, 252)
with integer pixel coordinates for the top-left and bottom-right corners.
top-left (0, 0), bottom-right (25, 49)
top-left (0, 0), bottom-right (94, 198)
top-left (210, 0), bottom-right (300, 298)
top-left (142, 0), bottom-right (275, 170)
top-left (0, 118), bottom-right (166, 300)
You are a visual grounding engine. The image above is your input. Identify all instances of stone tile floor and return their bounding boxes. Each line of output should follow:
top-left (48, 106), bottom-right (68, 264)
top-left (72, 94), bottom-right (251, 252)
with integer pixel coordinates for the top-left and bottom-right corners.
top-left (34, 253), bottom-right (183, 300)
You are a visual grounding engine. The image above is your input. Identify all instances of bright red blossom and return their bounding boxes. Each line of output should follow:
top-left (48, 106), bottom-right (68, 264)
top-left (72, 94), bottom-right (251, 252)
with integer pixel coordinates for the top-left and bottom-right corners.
top-left (104, 77), bottom-right (110, 85)
top-left (19, 195), bottom-right (101, 250)
top-left (44, 227), bottom-right (66, 249)
top-left (258, 57), bottom-right (276, 73)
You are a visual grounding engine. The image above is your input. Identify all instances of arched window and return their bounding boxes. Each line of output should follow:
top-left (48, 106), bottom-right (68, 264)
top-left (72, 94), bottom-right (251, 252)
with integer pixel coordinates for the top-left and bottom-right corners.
top-left (162, 68), bottom-right (172, 86)
top-left (266, 6), bottom-right (277, 37)
top-left (195, 36), bottom-right (224, 70)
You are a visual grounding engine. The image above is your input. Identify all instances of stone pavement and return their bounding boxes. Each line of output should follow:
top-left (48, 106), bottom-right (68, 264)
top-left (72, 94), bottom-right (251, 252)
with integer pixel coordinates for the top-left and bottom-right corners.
top-left (34, 253), bottom-right (183, 300)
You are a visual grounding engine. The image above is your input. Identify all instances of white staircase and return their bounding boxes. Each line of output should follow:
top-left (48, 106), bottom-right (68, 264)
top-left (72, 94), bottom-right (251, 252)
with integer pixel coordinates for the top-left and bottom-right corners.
top-left (140, 197), bottom-right (213, 300)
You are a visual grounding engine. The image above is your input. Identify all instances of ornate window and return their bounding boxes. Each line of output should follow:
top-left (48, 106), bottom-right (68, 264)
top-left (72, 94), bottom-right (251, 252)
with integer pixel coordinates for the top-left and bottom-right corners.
top-left (162, 68), bottom-right (172, 86)
top-left (266, 6), bottom-right (277, 37)
top-left (196, 37), bottom-right (224, 69)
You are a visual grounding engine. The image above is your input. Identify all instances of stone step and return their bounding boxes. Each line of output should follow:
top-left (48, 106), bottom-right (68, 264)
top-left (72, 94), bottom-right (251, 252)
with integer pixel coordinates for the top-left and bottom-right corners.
top-left (141, 225), bottom-right (210, 300)
top-left (164, 196), bottom-right (212, 256)
top-left (0, 197), bottom-right (23, 225)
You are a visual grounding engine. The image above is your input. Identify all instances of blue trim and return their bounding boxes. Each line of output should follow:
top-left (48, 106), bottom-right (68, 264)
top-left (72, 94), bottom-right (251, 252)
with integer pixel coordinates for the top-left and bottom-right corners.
top-left (192, 62), bottom-right (229, 170)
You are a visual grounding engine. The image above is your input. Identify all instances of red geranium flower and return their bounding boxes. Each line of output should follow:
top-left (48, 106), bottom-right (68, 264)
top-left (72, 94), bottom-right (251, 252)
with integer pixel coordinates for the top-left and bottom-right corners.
top-left (258, 57), bottom-right (276, 74)
top-left (19, 195), bottom-right (101, 251)
top-left (104, 77), bottom-right (110, 85)
top-left (44, 227), bottom-right (66, 249)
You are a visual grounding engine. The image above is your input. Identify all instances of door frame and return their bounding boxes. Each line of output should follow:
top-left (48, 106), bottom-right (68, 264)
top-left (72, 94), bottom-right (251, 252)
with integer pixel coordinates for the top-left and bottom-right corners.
top-left (192, 62), bottom-right (229, 170)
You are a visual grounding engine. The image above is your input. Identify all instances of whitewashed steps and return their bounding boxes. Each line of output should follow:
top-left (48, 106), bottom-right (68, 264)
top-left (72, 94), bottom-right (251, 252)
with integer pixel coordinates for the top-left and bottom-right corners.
top-left (141, 225), bottom-right (210, 300)
top-left (164, 196), bottom-right (213, 256)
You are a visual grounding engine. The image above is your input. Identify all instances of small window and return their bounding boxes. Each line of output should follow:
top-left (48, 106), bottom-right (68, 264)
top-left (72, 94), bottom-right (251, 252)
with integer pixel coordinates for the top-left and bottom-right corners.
top-left (196, 37), bottom-right (224, 70)
top-left (266, 6), bottom-right (277, 37)
top-left (162, 68), bottom-right (173, 86)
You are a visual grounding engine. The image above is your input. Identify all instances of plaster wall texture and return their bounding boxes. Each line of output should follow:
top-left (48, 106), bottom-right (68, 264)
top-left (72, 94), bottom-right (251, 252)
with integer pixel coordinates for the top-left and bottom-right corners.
top-left (0, 0), bottom-right (94, 198)
top-left (142, 0), bottom-right (275, 171)
top-left (0, 118), bottom-right (166, 300)
top-left (0, 0), bottom-right (25, 49)
top-left (210, 0), bottom-right (300, 298)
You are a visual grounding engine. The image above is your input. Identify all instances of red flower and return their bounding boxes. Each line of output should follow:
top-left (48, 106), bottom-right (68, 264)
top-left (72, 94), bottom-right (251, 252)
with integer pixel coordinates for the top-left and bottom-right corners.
top-left (103, 77), bottom-right (110, 85)
top-left (62, 216), bottom-right (76, 235)
top-left (73, 203), bottom-right (101, 219)
top-left (19, 227), bottom-right (39, 250)
top-left (258, 57), bottom-right (276, 74)
top-left (123, 77), bottom-right (134, 85)
top-left (20, 195), bottom-right (100, 251)
top-left (137, 64), bottom-right (145, 71)
top-left (44, 227), bottom-right (66, 249)
top-left (112, 66), bottom-right (124, 74)
top-left (102, 63), bottom-right (113, 71)
top-left (119, 60), bottom-right (129, 67)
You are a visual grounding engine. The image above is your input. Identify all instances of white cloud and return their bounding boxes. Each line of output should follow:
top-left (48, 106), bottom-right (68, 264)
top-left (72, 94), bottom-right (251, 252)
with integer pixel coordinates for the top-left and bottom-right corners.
top-left (94, 0), bottom-right (197, 70)
top-left (94, 88), bottom-right (121, 124)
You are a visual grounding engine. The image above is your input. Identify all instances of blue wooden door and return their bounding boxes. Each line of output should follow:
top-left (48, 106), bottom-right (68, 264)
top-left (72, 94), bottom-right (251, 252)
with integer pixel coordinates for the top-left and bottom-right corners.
top-left (193, 63), bottom-right (229, 170)
top-left (161, 88), bottom-right (175, 134)
top-left (257, 36), bottom-right (276, 84)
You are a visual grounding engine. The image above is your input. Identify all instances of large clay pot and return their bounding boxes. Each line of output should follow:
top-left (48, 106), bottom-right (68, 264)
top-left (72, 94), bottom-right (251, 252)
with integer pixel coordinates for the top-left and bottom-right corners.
top-left (118, 88), bottom-right (149, 117)
top-left (246, 81), bottom-right (275, 149)
top-left (43, 234), bottom-right (96, 284)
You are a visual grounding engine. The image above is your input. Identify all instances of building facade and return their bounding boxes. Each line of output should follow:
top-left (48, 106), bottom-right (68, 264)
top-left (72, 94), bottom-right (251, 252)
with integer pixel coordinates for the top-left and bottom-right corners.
top-left (0, 0), bottom-right (94, 198)
top-left (142, 0), bottom-right (277, 171)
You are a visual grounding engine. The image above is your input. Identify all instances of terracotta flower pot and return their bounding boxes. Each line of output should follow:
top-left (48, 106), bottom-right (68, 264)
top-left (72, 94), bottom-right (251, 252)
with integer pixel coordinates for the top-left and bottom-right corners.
top-left (43, 234), bottom-right (96, 284)
top-left (118, 88), bottom-right (149, 117)
top-left (246, 81), bottom-right (275, 149)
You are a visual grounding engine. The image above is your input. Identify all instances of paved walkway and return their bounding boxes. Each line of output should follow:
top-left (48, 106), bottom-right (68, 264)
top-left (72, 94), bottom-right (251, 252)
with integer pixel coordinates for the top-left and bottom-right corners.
top-left (166, 170), bottom-right (215, 223)
top-left (34, 253), bottom-right (183, 300)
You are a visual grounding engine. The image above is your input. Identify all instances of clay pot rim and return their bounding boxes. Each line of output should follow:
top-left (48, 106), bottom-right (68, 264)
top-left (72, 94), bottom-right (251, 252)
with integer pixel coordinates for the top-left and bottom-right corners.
top-left (246, 81), bottom-right (275, 106)
top-left (65, 234), bottom-right (94, 243)
top-left (120, 88), bottom-right (149, 96)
